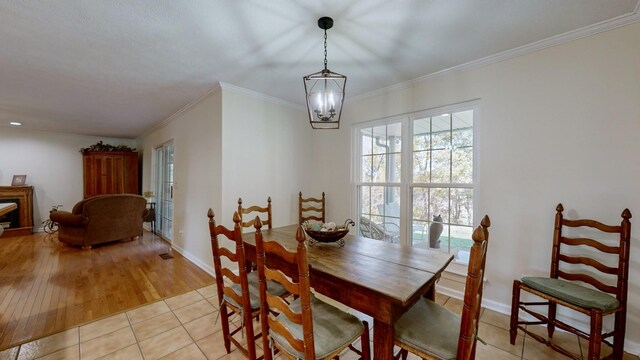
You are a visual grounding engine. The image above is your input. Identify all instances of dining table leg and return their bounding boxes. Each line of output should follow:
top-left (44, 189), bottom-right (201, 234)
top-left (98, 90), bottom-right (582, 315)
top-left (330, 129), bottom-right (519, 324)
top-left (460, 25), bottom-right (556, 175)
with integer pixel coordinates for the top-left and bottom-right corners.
top-left (424, 282), bottom-right (436, 301)
top-left (373, 318), bottom-right (394, 360)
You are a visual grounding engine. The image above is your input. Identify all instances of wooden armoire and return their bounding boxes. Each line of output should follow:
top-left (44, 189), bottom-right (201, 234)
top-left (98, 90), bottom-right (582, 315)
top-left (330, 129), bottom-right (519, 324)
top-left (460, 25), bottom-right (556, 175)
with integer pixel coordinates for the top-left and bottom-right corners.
top-left (83, 151), bottom-right (139, 198)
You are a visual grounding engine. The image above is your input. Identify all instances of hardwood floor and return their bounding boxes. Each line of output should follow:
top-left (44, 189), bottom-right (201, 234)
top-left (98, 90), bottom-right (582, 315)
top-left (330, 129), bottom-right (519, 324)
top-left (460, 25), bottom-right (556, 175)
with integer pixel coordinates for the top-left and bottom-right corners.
top-left (0, 231), bottom-right (214, 351)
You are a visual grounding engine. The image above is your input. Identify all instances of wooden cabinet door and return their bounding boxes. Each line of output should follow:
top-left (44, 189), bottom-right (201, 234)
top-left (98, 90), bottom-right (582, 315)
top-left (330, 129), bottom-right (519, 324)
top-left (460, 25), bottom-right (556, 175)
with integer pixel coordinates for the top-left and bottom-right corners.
top-left (83, 155), bottom-right (98, 198)
top-left (123, 153), bottom-right (139, 194)
top-left (102, 155), bottom-right (113, 195)
top-left (109, 155), bottom-right (125, 194)
top-left (83, 152), bottom-right (139, 198)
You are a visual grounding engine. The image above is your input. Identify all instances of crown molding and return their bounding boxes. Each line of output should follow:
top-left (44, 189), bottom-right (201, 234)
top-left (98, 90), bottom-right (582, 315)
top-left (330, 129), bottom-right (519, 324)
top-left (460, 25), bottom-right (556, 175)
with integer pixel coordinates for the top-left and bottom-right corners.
top-left (218, 82), bottom-right (304, 110)
top-left (140, 84), bottom-right (223, 137)
top-left (348, 8), bottom-right (640, 104)
top-left (140, 82), bottom-right (305, 138)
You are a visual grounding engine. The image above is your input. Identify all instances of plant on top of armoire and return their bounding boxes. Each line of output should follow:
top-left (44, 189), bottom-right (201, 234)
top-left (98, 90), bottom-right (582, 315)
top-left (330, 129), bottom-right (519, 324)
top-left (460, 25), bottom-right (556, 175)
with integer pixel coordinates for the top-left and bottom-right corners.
top-left (80, 141), bottom-right (136, 154)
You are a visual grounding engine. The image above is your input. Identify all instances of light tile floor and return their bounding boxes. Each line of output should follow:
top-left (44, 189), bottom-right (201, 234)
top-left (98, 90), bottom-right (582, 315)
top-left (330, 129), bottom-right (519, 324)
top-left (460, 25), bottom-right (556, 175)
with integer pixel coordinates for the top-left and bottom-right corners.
top-left (0, 286), bottom-right (637, 360)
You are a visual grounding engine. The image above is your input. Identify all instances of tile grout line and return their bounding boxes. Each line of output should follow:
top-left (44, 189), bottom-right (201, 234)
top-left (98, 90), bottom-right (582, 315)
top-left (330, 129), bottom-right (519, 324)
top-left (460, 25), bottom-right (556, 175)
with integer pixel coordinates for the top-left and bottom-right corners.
top-left (125, 307), bottom-right (145, 360)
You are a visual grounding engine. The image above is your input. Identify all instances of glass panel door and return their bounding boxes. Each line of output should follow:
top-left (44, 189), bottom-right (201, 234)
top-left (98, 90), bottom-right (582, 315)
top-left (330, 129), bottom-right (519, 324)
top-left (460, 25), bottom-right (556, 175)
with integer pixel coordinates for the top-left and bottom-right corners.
top-left (154, 142), bottom-right (174, 241)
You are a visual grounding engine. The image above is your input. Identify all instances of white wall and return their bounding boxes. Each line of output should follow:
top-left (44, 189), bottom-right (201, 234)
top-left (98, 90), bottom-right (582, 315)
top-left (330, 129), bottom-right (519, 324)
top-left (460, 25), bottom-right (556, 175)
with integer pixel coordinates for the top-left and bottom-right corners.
top-left (0, 127), bottom-right (137, 226)
top-left (313, 21), bottom-right (640, 350)
top-left (140, 86), bottom-right (312, 273)
top-left (140, 89), bottom-right (223, 272)
top-left (219, 87), bottom-right (314, 229)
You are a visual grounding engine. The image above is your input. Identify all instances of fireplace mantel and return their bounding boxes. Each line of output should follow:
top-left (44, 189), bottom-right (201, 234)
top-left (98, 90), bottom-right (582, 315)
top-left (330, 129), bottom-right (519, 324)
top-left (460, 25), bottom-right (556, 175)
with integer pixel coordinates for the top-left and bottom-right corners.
top-left (0, 186), bottom-right (34, 238)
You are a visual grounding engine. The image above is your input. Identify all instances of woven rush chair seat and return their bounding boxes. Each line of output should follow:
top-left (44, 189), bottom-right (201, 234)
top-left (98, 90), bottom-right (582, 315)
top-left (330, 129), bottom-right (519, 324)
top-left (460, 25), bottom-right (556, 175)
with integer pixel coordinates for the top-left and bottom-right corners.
top-left (394, 299), bottom-right (461, 359)
top-left (270, 294), bottom-right (365, 359)
top-left (520, 277), bottom-right (620, 312)
top-left (227, 271), bottom-right (288, 310)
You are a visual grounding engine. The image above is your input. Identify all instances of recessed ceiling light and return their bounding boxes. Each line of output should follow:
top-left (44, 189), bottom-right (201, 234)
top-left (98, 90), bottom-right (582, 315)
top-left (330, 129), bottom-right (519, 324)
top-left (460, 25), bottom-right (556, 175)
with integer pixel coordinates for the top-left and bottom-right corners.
top-left (9, 121), bottom-right (22, 126)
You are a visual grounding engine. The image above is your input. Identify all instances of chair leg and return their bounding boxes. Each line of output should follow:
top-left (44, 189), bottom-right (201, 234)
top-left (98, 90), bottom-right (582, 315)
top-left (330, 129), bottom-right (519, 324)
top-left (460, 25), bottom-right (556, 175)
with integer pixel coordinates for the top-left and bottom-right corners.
top-left (361, 321), bottom-right (370, 360)
top-left (220, 305), bottom-right (232, 353)
top-left (470, 340), bottom-right (478, 359)
top-left (547, 301), bottom-right (557, 338)
top-left (509, 280), bottom-right (521, 344)
top-left (612, 310), bottom-right (626, 359)
top-left (244, 310), bottom-right (257, 360)
top-left (588, 309), bottom-right (603, 360)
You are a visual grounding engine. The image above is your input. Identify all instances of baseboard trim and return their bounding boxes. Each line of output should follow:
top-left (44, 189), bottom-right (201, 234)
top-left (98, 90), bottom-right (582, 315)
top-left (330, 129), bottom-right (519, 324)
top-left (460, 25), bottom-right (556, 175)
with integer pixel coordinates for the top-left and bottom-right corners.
top-left (170, 243), bottom-right (215, 277)
top-left (436, 283), bottom-right (640, 356)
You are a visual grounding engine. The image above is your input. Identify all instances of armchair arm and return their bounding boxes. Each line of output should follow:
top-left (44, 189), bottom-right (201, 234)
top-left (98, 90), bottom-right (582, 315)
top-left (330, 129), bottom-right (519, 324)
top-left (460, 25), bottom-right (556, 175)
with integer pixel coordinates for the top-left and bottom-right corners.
top-left (50, 211), bottom-right (89, 227)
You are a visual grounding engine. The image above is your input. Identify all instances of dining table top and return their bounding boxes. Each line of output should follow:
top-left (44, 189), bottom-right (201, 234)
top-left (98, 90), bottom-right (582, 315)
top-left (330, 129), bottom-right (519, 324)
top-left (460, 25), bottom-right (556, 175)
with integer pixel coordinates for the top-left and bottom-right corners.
top-left (243, 224), bottom-right (455, 309)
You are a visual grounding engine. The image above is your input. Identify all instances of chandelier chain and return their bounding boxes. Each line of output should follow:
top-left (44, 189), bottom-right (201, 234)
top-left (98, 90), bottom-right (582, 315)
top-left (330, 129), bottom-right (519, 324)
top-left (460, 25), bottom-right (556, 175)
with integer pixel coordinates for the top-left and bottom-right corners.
top-left (323, 29), bottom-right (328, 70)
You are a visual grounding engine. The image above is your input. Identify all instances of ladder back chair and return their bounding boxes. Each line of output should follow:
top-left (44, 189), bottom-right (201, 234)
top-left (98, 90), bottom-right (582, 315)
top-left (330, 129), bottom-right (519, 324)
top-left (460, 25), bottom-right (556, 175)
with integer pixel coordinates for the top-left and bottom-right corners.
top-left (208, 209), bottom-right (287, 360)
top-left (509, 204), bottom-right (632, 360)
top-left (238, 197), bottom-right (272, 229)
top-left (298, 191), bottom-right (325, 224)
top-left (254, 218), bottom-right (371, 360)
top-left (394, 215), bottom-right (491, 360)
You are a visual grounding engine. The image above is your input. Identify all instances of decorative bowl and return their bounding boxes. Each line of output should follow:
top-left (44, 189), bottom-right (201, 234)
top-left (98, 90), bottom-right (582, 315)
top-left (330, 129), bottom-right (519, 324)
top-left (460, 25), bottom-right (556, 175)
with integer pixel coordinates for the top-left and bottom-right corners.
top-left (302, 219), bottom-right (355, 246)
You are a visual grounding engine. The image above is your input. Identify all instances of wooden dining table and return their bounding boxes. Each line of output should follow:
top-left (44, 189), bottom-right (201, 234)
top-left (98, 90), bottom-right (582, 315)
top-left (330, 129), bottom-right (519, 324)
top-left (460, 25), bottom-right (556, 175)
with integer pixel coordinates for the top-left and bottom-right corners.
top-left (243, 224), bottom-right (454, 360)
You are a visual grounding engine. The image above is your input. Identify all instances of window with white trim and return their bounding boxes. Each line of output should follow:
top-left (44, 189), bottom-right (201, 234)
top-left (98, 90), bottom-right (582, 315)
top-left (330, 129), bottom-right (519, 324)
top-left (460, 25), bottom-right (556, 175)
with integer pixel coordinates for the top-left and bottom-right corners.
top-left (354, 102), bottom-right (477, 263)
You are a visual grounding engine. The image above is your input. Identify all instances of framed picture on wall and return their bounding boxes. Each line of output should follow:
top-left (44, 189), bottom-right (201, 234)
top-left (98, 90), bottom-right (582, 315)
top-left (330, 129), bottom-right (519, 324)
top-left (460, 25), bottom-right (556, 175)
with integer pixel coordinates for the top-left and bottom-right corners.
top-left (11, 175), bottom-right (27, 186)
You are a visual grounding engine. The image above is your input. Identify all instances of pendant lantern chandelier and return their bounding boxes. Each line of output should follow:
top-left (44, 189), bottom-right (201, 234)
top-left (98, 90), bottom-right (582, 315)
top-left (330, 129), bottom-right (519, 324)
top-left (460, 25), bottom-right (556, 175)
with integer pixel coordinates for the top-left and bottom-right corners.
top-left (303, 17), bottom-right (346, 129)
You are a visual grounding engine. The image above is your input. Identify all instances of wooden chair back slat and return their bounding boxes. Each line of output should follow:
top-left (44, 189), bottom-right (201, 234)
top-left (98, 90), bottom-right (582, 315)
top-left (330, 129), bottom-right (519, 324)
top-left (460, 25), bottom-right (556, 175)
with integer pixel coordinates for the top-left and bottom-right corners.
top-left (218, 247), bottom-right (237, 262)
top-left (220, 268), bottom-right (240, 283)
top-left (264, 241), bottom-right (299, 264)
top-left (558, 254), bottom-right (618, 275)
top-left (562, 218), bottom-right (621, 233)
top-left (266, 294), bottom-right (302, 323)
top-left (242, 205), bottom-right (269, 213)
top-left (457, 215), bottom-right (490, 360)
top-left (267, 317), bottom-right (306, 353)
top-left (557, 271), bottom-right (617, 294)
top-left (215, 226), bottom-right (237, 240)
top-left (301, 205), bottom-right (323, 212)
top-left (265, 267), bottom-right (300, 295)
top-left (223, 286), bottom-right (245, 307)
top-left (238, 197), bottom-right (272, 229)
top-left (299, 191), bottom-right (326, 224)
top-left (560, 236), bottom-right (620, 253)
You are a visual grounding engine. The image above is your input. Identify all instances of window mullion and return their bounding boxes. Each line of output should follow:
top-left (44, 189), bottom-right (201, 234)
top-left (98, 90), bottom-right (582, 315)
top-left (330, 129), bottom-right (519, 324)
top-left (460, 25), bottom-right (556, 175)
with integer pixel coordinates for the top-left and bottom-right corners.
top-left (400, 117), bottom-right (411, 246)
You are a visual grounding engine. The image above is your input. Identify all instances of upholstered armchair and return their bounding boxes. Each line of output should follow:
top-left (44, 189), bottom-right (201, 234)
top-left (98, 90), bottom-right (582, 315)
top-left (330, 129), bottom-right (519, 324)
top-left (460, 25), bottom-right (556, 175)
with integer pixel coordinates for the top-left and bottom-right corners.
top-left (50, 194), bottom-right (148, 249)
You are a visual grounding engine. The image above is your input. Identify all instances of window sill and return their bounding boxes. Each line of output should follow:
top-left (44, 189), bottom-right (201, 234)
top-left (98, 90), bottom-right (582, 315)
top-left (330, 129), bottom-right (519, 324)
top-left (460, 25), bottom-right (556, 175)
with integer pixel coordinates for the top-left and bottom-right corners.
top-left (445, 261), bottom-right (469, 278)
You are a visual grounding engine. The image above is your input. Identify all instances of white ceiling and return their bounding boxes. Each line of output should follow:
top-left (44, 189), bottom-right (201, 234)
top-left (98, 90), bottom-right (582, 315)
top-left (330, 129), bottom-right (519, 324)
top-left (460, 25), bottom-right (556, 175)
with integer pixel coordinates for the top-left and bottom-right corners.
top-left (1, 0), bottom-right (638, 138)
